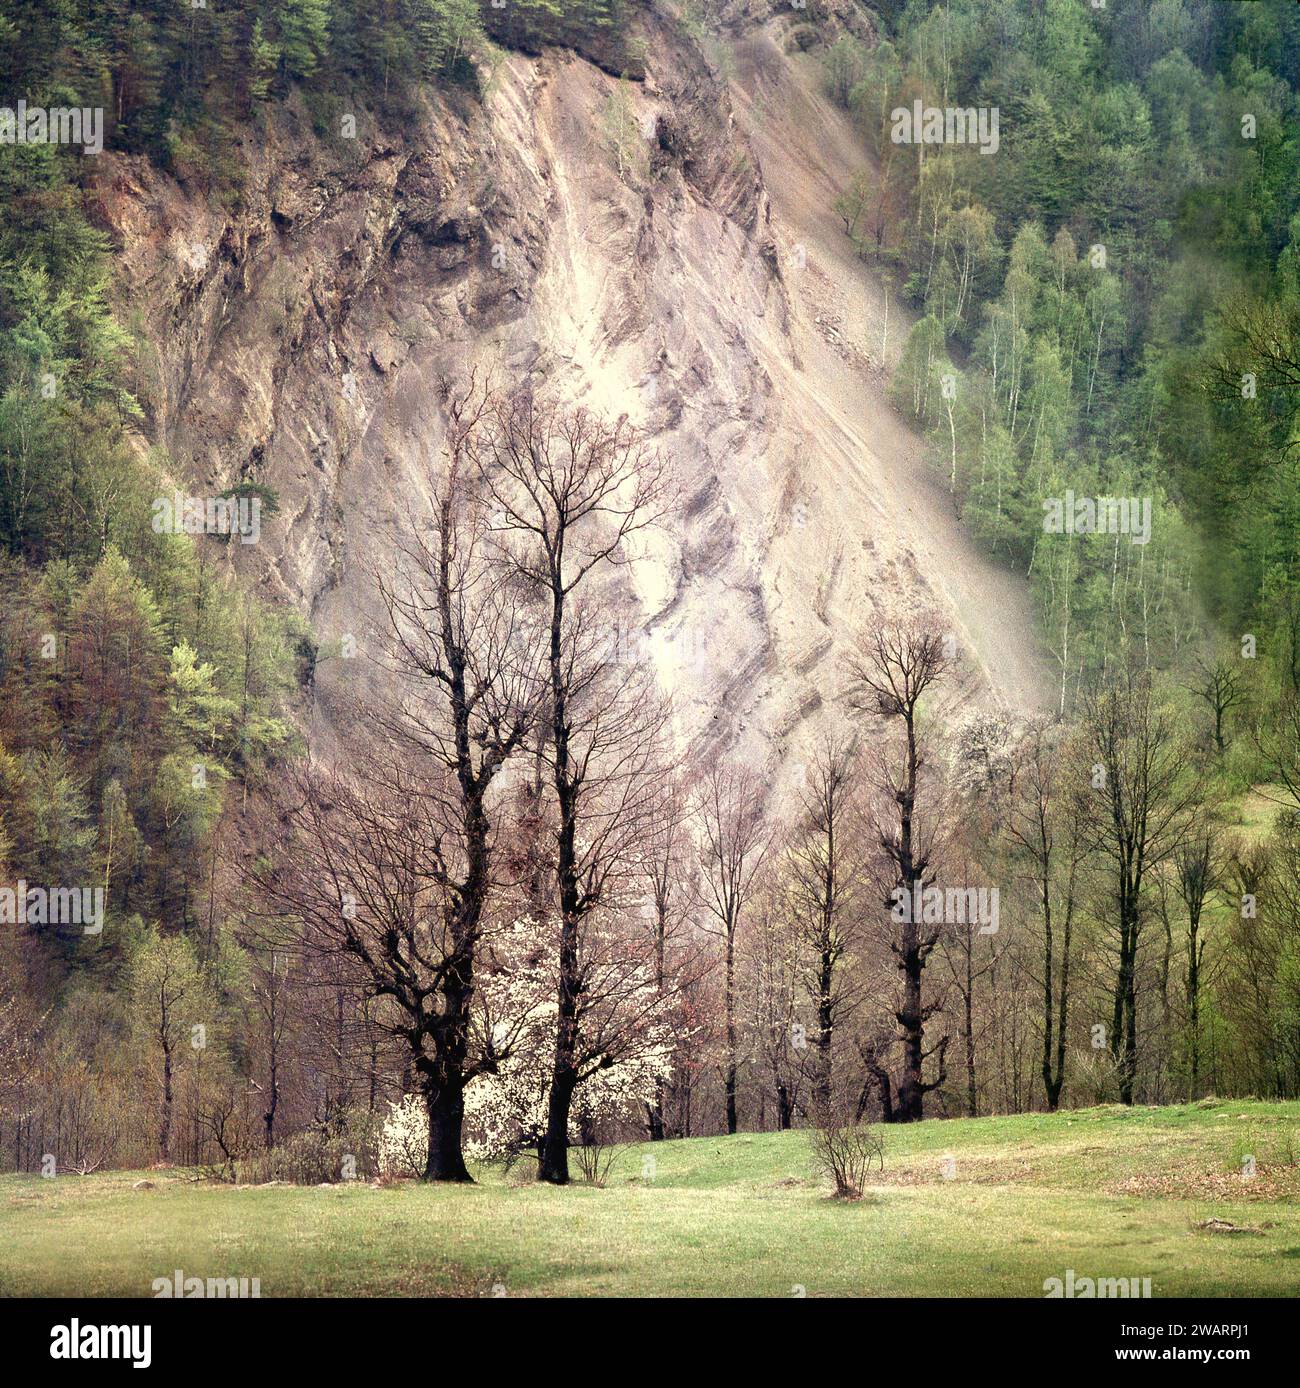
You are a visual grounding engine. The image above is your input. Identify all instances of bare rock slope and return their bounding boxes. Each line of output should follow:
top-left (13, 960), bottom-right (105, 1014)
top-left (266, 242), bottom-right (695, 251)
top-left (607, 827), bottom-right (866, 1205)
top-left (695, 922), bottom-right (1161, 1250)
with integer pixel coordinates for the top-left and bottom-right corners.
top-left (95, 6), bottom-right (1050, 772)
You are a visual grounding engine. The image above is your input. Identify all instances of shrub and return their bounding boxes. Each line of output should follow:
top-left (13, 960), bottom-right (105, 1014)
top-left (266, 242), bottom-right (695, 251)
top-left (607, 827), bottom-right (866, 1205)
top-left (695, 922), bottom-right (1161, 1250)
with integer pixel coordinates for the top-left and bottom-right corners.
top-left (232, 1110), bottom-right (380, 1185)
top-left (570, 1120), bottom-right (627, 1187)
top-left (378, 1093), bottom-right (428, 1179)
top-left (808, 1095), bottom-right (884, 1199)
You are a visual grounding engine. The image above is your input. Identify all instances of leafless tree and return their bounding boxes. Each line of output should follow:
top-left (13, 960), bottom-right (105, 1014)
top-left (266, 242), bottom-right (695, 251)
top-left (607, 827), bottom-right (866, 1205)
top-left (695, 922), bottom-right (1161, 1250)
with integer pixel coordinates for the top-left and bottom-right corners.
top-left (473, 390), bottom-right (673, 1183)
top-left (808, 1089), bottom-right (883, 1199)
top-left (848, 618), bottom-right (958, 1122)
top-left (251, 754), bottom-right (542, 1179)
top-left (639, 777), bottom-right (699, 1139)
top-left (1078, 671), bottom-right (1199, 1104)
top-left (695, 760), bottom-right (773, 1135)
top-left (1187, 651), bottom-right (1245, 756)
top-left (249, 946), bottom-right (292, 1149)
top-left (745, 894), bottom-right (807, 1129)
top-left (1004, 721), bottom-right (1087, 1110)
top-left (274, 379), bottom-right (546, 1181)
top-left (778, 737), bottom-right (865, 1107)
top-left (1172, 821), bottom-right (1226, 1097)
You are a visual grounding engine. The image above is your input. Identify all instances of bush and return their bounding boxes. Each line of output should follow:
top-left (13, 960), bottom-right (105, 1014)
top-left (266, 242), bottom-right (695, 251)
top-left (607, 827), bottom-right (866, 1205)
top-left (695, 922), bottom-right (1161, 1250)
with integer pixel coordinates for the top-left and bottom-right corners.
top-left (808, 1096), bottom-right (884, 1199)
top-left (378, 1093), bottom-right (428, 1179)
top-left (571, 1121), bottom-right (627, 1187)
top-left (231, 1110), bottom-right (380, 1185)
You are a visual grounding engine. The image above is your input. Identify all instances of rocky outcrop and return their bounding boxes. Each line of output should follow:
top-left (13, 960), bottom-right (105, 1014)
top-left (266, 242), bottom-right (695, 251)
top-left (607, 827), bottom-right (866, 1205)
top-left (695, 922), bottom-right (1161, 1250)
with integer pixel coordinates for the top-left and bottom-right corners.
top-left (88, 3), bottom-right (1048, 777)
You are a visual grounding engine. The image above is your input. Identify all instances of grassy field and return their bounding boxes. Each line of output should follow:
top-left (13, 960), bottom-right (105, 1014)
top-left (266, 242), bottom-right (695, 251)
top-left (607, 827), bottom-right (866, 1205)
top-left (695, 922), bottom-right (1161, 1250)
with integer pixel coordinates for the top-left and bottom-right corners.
top-left (4, 1098), bottom-right (1300, 1297)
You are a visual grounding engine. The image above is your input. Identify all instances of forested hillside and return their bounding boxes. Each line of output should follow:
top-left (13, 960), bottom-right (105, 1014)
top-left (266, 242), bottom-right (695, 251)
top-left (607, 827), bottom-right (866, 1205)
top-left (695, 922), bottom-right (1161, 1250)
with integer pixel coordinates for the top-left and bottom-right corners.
top-left (829, 0), bottom-right (1299, 706)
top-left (2, 0), bottom-right (1300, 1197)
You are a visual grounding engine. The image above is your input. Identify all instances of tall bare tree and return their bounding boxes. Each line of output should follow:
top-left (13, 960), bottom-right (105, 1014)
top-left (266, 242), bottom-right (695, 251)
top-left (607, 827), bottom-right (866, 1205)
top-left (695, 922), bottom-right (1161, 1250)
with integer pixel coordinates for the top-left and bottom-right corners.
top-left (1005, 722), bottom-right (1087, 1111)
top-left (695, 761), bottom-right (772, 1135)
top-left (850, 620), bottom-right (956, 1122)
top-left (640, 777), bottom-right (696, 1140)
top-left (474, 390), bottom-right (672, 1183)
top-left (363, 383), bottom-right (546, 1177)
top-left (1173, 821), bottom-right (1225, 1098)
top-left (253, 753), bottom-right (543, 1179)
top-left (254, 384), bottom-right (542, 1180)
top-left (1079, 672), bottom-right (1198, 1105)
top-left (746, 893), bottom-right (807, 1129)
top-left (779, 737), bottom-right (864, 1109)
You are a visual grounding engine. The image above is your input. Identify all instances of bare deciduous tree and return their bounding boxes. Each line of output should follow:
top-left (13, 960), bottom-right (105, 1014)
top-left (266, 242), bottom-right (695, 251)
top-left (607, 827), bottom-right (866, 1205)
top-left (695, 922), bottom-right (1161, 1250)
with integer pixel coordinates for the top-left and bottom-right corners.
top-left (474, 390), bottom-right (673, 1183)
top-left (1079, 672), bottom-right (1199, 1105)
top-left (253, 755), bottom-right (543, 1180)
top-left (1005, 721), bottom-right (1087, 1111)
top-left (1173, 821), bottom-right (1226, 1097)
top-left (746, 895), bottom-right (807, 1129)
top-left (695, 761), bottom-right (773, 1135)
top-left (255, 383), bottom-right (543, 1180)
top-left (778, 737), bottom-right (864, 1108)
top-left (640, 777), bottom-right (697, 1140)
top-left (1187, 652), bottom-right (1245, 756)
top-left (849, 619), bottom-right (957, 1122)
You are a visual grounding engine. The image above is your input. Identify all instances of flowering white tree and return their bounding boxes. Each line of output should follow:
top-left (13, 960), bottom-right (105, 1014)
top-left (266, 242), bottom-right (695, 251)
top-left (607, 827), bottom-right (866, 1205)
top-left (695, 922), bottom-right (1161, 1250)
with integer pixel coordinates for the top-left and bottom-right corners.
top-left (379, 912), bottom-right (681, 1174)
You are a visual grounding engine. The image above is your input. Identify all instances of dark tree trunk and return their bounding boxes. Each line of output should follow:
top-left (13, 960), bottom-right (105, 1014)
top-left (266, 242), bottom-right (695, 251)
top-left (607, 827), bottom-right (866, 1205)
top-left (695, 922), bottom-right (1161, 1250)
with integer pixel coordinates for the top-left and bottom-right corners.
top-left (894, 933), bottom-right (926, 1122)
top-left (815, 946), bottom-right (834, 1108)
top-left (724, 930), bottom-right (738, 1134)
top-left (1111, 889), bottom-right (1139, 1105)
top-left (539, 1065), bottom-right (577, 1184)
top-left (869, 1060), bottom-right (894, 1123)
top-left (539, 565), bottom-right (584, 1185)
top-left (1041, 875), bottom-right (1060, 1111)
top-left (776, 1083), bottom-right (793, 1130)
top-left (424, 1081), bottom-right (473, 1182)
top-left (160, 1043), bottom-right (174, 1162)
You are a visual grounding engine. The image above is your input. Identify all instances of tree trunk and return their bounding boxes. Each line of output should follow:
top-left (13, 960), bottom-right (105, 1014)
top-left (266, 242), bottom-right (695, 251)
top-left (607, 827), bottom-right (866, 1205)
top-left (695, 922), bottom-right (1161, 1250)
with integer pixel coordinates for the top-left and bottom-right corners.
top-left (724, 929), bottom-right (738, 1134)
top-left (815, 946), bottom-right (834, 1108)
top-left (424, 1082), bottom-right (473, 1182)
top-left (159, 1043), bottom-right (173, 1162)
top-left (539, 1065), bottom-right (577, 1184)
top-left (776, 1083), bottom-right (793, 1130)
top-left (1111, 893), bottom-right (1139, 1105)
top-left (894, 935), bottom-right (926, 1122)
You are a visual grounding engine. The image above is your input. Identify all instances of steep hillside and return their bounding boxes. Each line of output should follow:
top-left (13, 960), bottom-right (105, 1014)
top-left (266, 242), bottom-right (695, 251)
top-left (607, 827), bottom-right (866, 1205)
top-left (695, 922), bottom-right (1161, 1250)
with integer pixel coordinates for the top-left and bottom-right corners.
top-left (91, 2), bottom-right (1051, 773)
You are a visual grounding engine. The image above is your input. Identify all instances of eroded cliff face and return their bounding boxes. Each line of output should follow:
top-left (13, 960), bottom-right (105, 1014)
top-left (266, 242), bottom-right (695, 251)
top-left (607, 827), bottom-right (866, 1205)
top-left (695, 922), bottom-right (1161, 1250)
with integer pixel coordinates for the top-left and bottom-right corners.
top-left (90, 3), bottom-right (1049, 776)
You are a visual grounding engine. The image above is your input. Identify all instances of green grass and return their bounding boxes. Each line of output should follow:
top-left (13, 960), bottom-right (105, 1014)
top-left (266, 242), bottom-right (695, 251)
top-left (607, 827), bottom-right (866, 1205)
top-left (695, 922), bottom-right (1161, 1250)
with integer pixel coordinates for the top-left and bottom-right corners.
top-left (4, 1099), bottom-right (1300, 1297)
top-left (1229, 784), bottom-right (1289, 843)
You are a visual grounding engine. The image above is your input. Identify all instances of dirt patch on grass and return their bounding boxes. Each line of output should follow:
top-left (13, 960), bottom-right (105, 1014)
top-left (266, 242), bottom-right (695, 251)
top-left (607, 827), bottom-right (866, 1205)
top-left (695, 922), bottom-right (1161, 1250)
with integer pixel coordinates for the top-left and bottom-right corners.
top-left (1195, 1218), bottom-right (1266, 1236)
top-left (1110, 1165), bottom-right (1300, 1202)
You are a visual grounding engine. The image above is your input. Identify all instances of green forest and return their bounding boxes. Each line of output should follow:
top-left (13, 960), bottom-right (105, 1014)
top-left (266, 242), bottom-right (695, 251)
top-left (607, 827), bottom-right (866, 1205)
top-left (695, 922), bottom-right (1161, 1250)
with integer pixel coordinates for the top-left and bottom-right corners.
top-left (830, 0), bottom-right (1300, 711)
top-left (2, 0), bottom-right (1300, 1205)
